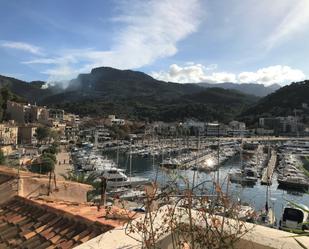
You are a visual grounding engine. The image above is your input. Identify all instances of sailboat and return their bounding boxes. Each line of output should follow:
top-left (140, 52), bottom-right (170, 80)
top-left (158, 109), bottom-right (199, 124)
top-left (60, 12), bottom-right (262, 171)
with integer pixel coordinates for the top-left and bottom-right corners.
top-left (229, 142), bottom-right (258, 186)
top-left (229, 140), bottom-right (257, 222)
top-left (118, 139), bottom-right (149, 200)
top-left (255, 140), bottom-right (276, 227)
top-left (256, 185), bottom-right (276, 227)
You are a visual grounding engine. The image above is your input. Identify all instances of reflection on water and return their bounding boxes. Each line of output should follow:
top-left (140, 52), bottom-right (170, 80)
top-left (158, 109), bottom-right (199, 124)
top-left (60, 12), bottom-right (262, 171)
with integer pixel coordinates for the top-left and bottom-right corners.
top-left (105, 151), bottom-right (309, 222)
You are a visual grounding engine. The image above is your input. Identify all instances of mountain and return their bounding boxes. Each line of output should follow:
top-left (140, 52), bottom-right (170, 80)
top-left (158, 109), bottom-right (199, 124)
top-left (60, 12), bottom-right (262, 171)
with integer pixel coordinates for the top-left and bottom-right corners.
top-left (0, 67), bottom-right (260, 122)
top-left (47, 87), bottom-right (258, 123)
top-left (197, 82), bottom-right (280, 97)
top-left (241, 80), bottom-right (309, 123)
top-left (43, 67), bottom-right (259, 122)
top-left (0, 75), bottom-right (56, 102)
top-left (60, 67), bottom-right (203, 102)
top-left (158, 88), bottom-right (259, 122)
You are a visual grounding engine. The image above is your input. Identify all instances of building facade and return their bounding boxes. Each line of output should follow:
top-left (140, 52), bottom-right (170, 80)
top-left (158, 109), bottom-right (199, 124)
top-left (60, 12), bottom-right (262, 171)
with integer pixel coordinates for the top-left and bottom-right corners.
top-left (0, 123), bottom-right (18, 145)
top-left (18, 125), bottom-right (37, 145)
top-left (6, 101), bottom-right (49, 124)
top-left (259, 116), bottom-right (303, 135)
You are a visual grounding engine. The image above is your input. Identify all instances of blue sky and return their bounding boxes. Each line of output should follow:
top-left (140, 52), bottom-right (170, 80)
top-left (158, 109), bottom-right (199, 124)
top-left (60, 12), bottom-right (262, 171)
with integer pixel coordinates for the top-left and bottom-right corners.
top-left (0, 0), bottom-right (308, 86)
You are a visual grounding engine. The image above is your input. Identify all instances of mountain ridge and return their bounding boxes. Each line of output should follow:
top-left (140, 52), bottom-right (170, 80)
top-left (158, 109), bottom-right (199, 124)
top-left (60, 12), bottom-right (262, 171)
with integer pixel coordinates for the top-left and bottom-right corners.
top-left (240, 80), bottom-right (309, 124)
top-left (197, 82), bottom-right (280, 97)
top-left (0, 67), bottom-right (281, 122)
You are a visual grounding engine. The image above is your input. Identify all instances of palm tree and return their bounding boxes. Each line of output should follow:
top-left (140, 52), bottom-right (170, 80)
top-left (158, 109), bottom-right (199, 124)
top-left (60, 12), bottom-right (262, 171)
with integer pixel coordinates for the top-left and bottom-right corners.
top-left (61, 171), bottom-right (98, 184)
top-left (61, 171), bottom-right (100, 201)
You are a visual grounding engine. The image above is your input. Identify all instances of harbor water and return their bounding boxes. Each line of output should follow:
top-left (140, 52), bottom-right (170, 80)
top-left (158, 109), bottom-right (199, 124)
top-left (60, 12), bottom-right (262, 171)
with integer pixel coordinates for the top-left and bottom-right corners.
top-left (105, 151), bottom-right (309, 222)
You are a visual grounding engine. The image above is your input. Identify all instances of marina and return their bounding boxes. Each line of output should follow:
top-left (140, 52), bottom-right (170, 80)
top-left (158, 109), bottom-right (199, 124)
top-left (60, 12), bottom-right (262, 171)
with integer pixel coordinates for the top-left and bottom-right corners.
top-left (3, 3), bottom-right (309, 247)
top-left (66, 138), bottom-right (309, 231)
top-left (101, 139), bottom-right (309, 226)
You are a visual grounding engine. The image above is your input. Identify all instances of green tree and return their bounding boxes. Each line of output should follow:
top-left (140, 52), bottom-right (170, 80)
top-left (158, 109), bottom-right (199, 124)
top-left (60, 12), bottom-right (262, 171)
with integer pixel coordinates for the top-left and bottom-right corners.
top-left (35, 126), bottom-right (50, 144)
top-left (0, 149), bottom-right (5, 164)
top-left (42, 143), bottom-right (59, 154)
top-left (42, 152), bottom-right (57, 163)
top-left (49, 129), bottom-right (61, 143)
top-left (30, 156), bottom-right (55, 174)
top-left (40, 157), bottom-right (55, 173)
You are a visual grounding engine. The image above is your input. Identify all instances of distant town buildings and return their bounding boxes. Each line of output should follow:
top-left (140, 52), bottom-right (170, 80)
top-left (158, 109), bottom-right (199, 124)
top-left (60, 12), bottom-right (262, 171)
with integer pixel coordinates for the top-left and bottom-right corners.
top-left (107, 115), bottom-right (126, 126)
top-left (18, 125), bottom-right (38, 144)
top-left (259, 116), bottom-right (303, 135)
top-left (0, 122), bottom-right (18, 145)
top-left (227, 121), bottom-right (248, 136)
top-left (2, 101), bottom-right (81, 145)
top-left (183, 119), bottom-right (205, 134)
top-left (6, 101), bottom-right (49, 124)
top-left (48, 108), bottom-right (64, 121)
top-left (2, 99), bottom-right (309, 152)
top-left (205, 122), bottom-right (228, 136)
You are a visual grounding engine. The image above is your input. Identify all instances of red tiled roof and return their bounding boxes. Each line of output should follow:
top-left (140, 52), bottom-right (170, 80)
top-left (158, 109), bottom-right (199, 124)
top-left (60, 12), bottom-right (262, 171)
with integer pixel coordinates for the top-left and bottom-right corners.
top-left (0, 197), bottom-right (115, 249)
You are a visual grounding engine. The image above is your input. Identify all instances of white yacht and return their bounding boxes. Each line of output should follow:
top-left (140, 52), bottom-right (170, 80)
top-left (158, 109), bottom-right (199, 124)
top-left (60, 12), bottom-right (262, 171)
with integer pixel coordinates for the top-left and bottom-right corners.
top-left (119, 189), bottom-right (146, 200)
top-left (96, 167), bottom-right (150, 189)
top-left (160, 158), bottom-right (181, 169)
top-left (229, 167), bottom-right (258, 185)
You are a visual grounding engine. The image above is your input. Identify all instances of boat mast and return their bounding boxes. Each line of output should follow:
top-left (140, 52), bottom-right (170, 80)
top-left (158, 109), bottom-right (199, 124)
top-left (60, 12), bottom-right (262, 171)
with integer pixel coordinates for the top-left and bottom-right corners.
top-left (129, 138), bottom-right (132, 183)
top-left (240, 139), bottom-right (244, 171)
top-left (216, 123), bottom-right (220, 185)
top-left (116, 138), bottom-right (119, 167)
top-left (192, 130), bottom-right (200, 188)
top-left (265, 141), bottom-right (270, 212)
top-left (239, 138), bottom-right (244, 203)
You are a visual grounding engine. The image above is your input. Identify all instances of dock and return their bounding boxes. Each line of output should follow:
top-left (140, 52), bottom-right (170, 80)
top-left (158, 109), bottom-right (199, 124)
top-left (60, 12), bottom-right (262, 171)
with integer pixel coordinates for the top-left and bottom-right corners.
top-left (183, 152), bottom-right (214, 169)
top-left (261, 150), bottom-right (277, 185)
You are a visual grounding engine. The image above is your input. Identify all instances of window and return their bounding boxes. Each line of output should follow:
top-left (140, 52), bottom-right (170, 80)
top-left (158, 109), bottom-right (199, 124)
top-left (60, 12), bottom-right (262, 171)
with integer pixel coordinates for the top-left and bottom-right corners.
top-left (283, 208), bottom-right (304, 223)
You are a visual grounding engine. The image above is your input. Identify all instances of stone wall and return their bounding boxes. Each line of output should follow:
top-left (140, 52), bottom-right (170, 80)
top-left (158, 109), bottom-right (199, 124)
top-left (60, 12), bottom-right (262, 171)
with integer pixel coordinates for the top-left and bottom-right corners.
top-left (18, 176), bottom-right (92, 203)
top-left (0, 178), bottom-right (18, 205)
top-left (0, 166), bottom-right (92, 203)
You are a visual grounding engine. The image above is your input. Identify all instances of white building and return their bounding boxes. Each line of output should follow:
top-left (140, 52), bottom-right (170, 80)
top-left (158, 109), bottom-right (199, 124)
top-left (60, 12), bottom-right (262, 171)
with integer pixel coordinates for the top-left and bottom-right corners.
top-left (108, 115), bottom-right (125, 126)
top-left (182, 119), bottom-right (205, 133)
top-left (227, 121), bottom-right (248, 136)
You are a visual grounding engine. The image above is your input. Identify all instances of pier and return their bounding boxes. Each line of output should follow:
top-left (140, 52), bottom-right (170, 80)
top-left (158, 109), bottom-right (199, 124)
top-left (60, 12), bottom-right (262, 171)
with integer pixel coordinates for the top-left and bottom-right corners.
top-left (261, 150), bottom-right (277, 185)
top-left (182, 152), bottom-right (214, 169)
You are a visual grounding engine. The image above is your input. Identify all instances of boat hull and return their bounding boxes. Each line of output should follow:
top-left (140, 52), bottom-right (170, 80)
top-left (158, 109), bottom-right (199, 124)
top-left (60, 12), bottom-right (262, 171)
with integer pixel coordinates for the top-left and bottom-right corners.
top-left (277, 179), bottom-right (309, 191)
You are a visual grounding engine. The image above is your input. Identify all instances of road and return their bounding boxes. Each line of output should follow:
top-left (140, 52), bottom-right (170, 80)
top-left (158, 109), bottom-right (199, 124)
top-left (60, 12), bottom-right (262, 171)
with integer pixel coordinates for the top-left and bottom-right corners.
top-left (54, 146), bottom-right (72, 180)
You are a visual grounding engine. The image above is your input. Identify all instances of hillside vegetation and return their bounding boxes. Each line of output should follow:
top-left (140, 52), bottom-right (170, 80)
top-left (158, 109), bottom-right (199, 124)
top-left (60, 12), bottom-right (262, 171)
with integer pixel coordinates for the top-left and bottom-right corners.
top-left (241, 80), bottom-right (309, 123)
top-left (0, 67), bottom-right (262, 122)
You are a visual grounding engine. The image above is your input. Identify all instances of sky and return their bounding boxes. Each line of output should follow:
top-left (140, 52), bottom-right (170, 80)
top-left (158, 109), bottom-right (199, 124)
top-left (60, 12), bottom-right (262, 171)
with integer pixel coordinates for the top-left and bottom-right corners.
top-left (0, 0), bottom-right (309, 86)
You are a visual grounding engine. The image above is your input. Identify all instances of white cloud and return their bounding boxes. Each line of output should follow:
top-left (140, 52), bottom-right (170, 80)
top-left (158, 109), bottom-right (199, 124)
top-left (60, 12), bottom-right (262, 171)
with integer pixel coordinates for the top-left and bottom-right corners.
top-left (152, 63), bottom-right (306, 86)
top-left (0, 41), bottom-right (43, 55)
top-left (238, 66), bottom-right (306, 85)
top-left (27, 0), bottom-right (202, 82)
top-left (207, 72), bottom-right (236, 83)
top-left (22, 56), bottom-right (76, 65)
top-left (265, 0), bottom-right (309, 49)
top-left (152, 63), bottom-right (235, 83)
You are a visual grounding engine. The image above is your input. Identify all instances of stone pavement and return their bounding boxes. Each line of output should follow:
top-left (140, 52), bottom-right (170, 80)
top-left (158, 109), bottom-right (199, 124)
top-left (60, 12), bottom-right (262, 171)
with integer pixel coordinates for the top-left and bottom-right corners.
top-left (54, 146), bottom-right (73, 180)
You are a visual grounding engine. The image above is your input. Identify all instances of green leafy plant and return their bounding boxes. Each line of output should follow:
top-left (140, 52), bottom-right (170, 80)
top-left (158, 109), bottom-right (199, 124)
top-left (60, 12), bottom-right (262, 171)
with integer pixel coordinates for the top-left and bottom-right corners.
top-left (0, 149), bottom-right (5, 164)
top-left (35, 126), bottom-right (51, 144)
top-left (122, 172), bottom-right (252, 249)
